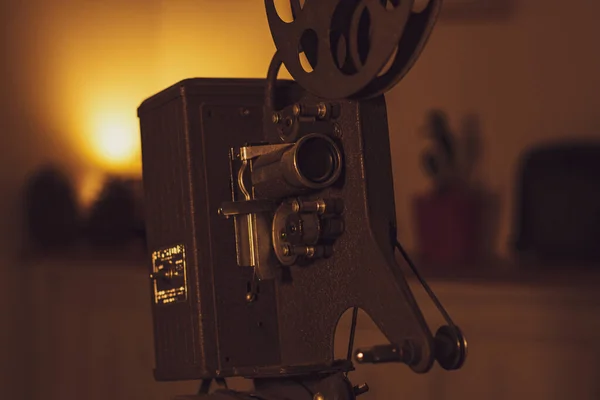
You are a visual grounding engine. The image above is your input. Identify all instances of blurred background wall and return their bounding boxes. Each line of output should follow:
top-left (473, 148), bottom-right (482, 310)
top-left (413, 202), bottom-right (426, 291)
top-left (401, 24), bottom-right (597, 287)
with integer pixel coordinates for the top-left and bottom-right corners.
top-left (387, 0), bottom-right (600, 254)
top-left (3, 0), bottom-right (599, 258)
top-left (2, 0), bottom-right (600, 399)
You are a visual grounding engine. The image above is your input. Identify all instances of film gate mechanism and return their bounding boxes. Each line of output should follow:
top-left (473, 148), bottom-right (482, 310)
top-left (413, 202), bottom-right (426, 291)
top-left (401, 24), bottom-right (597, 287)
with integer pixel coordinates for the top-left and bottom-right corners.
top-left (138, 1), bottom-right (467, 399)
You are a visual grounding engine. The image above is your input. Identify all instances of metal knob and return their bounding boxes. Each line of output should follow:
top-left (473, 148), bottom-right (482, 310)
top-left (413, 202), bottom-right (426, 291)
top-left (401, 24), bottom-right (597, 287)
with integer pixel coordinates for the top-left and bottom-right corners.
top-left (434, 325), bottom-right (467, 370)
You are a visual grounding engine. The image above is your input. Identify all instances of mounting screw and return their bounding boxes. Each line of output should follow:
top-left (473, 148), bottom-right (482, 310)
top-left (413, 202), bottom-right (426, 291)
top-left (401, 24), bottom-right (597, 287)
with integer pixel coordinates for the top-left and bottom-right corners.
top-left (304, 246), bottom-right (316, 258)
top-left (282, 245), bottom-right (292, 257)
top-left (245, 292), bottom-right (255, 303)
top-left (272, 113), bottom-right (281, 124)
top-left (292, 103), bottom-right (301, 116)
top-left (333, 124), bottom-right (342, 137)
top-left (313, 393), bottom-right (325, 400)
top-left (291, 199), bottom-right (300, 213)
top-left (317, 102), bottom-right (328, 118)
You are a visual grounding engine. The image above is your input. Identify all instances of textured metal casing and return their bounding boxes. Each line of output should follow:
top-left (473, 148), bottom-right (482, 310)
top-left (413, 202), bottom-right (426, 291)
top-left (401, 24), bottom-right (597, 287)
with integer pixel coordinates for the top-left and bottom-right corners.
top-left (138, 78), bottom-right (434, 381)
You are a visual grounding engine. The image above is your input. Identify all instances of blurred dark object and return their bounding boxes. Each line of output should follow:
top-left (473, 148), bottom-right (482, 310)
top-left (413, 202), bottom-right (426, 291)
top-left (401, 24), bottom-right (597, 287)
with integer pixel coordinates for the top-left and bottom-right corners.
top-left (86, 178), bottom-right (144, 247)
top-left (414, 188), bottom-right (482, 265)
top-left (421, 109), bottom-right (481, 192)
top-left (24, 165), bottom-right (80, 250)
top-left (416, 111), bottom-right (485, 266)
top-left (421, 110), bottom-right (456, 191)
top-left (513, 141), bottom-right (600, 266)
top-left (124, 178), bottom-right (146, 243)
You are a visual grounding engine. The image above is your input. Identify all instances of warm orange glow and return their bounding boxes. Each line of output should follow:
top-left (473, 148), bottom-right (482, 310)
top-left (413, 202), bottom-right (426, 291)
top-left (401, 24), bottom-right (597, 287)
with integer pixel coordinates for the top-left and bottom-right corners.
top-left (77, 171), bottom-right (107, 211)
top-left (91, 113), bottom-right (139, 169)
top-left (77, 88), bottom-right (146, 174)
top-left (273, 0), bottom-right (297, 23)
top-left (31, 1), bottom-right (290, 177)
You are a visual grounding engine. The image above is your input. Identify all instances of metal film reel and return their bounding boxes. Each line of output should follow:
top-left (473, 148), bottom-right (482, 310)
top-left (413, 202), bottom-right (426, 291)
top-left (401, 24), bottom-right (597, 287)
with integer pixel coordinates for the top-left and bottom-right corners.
top-left (265, 0), bottom-right (442, 100)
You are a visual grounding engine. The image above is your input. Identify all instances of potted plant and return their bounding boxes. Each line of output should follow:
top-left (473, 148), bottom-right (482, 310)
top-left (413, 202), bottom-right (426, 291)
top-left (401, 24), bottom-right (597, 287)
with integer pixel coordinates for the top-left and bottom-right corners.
top-left (413, 110), bottom-right (482, 267)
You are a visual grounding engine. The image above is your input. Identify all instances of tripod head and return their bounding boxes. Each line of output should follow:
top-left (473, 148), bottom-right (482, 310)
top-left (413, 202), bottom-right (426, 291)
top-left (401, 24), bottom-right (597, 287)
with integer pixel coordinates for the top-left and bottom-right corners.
top-left (137, 1), bottom-right (466, 398)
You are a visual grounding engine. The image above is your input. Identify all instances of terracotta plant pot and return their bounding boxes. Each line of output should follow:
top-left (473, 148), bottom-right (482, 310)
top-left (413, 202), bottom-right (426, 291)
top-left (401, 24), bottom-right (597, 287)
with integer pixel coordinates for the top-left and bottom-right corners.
top-left (413, 188), bottom-right (482, 266)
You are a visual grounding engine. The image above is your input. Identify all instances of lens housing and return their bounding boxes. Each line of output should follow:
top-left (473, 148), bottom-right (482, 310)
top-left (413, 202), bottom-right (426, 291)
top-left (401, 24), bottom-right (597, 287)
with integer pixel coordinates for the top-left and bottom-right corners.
top-left (252, 133), bottom-right (343, 199)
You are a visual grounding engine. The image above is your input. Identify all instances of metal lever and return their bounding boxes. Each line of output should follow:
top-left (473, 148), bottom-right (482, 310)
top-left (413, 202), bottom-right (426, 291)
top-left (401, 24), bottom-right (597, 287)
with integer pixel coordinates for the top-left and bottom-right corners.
top-left (354, 342), bottom-right (414, 365)
top-left (354, 327), bottom-right (467, 371)
top-left (353, 236), bottom-right (468, 371)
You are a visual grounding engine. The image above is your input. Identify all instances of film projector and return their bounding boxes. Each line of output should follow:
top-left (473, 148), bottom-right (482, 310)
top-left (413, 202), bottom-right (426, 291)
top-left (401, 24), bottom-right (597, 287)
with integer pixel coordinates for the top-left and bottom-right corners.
top-left (137, 1), bottom-right (467, 399)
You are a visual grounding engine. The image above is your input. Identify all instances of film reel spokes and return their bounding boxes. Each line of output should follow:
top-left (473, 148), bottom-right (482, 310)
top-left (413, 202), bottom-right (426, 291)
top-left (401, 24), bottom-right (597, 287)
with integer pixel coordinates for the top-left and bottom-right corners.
top-left (265, 0), bottom-right (442, 99)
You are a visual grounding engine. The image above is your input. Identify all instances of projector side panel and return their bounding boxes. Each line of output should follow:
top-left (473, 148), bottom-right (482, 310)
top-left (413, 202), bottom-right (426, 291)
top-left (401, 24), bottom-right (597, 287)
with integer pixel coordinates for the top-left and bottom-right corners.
top-left (139, 84), bottom-right (218, 380)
